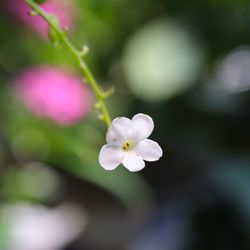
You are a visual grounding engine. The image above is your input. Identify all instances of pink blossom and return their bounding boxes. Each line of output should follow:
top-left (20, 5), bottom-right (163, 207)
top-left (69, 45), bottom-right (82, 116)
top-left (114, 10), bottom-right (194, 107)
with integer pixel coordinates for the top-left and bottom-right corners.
top-left (5, 0), bottom-right (76, 38)
top-left (13, 66), bottom-right (93, 125)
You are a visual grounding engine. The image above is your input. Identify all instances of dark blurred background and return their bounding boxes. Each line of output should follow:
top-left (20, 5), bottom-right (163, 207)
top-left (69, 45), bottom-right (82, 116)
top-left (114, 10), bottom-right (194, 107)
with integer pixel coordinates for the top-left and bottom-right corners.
top-left (0, 0), bottom-right (250, 249)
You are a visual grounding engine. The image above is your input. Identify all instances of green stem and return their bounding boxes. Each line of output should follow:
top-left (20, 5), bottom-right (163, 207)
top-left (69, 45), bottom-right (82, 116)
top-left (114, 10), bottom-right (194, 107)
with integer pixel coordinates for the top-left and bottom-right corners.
top-left (25, 0), bottom-right (112, 127)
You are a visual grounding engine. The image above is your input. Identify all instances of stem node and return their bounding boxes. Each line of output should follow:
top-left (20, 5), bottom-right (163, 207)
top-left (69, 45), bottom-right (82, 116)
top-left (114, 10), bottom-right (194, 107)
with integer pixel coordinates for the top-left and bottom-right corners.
top-left (25, 0), bottom-right (112, 127)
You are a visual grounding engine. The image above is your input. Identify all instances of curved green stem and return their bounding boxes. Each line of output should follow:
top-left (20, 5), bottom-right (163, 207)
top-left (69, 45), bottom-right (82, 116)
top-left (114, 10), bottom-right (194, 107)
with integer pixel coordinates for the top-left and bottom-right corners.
top-left (25, 0), bottom-right (112, 127)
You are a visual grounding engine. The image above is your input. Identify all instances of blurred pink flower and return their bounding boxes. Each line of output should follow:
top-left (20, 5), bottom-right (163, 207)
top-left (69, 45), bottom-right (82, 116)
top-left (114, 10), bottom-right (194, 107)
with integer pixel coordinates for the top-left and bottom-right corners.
top-left (5, 0), bottom-right (76, 38)
top-left (13, 66), bottom-right (93, 125)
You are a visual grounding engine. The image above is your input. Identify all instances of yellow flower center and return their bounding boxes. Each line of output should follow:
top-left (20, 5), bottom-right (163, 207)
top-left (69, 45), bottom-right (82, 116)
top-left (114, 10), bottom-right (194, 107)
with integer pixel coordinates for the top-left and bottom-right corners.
top-left (121, 139), bottom-right (134, 151)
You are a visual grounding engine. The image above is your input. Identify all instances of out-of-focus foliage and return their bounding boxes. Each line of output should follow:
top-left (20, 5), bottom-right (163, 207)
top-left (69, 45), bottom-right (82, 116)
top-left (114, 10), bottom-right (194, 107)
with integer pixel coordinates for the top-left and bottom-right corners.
top-left (0, 0), bottom-right (250, 249)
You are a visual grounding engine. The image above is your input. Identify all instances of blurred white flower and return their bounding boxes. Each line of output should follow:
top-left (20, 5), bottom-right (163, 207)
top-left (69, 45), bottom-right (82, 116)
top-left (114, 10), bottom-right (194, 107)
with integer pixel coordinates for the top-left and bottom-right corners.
top-left (2, 203), bottom-right (87, 250)
top-left (207, 47), bottom-right (250, 94)
top-left (123, 19), bottom-right (204, 101)
top-left (99, 113), bottom-right (163, 172)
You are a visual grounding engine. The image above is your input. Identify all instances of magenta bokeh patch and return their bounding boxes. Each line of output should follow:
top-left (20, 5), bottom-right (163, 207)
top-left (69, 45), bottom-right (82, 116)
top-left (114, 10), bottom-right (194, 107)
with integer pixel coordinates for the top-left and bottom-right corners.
top-left (13, 66), bottom-right (93, 125)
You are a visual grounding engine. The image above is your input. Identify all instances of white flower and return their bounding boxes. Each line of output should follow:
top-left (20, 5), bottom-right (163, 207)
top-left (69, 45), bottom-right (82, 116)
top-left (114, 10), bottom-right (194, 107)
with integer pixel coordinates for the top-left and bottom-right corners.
top-left (99, 113), bottom-right (163, 172)
top-left (2, 203), bottom-right (87, 250)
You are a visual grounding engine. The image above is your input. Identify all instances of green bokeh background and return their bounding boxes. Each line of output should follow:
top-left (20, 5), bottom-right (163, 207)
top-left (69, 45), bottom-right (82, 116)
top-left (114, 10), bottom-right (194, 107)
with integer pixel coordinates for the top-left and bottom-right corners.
top-left (0, 0), bottom-right (250, 249)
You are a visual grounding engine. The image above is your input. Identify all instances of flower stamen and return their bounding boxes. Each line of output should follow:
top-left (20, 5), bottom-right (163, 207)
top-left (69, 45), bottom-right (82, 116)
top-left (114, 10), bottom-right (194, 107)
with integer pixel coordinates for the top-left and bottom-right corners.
top-left (122, 140), bottom-right (133, 151)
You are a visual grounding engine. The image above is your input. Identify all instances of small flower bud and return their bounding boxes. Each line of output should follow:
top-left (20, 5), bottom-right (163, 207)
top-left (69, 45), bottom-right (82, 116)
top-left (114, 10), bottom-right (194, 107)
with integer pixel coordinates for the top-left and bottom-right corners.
top-left (6, 0), bottom-right (76, 39)
top-left (28, 10), bottom-right (37, 16)
top-left (47, 26), bottom-right (62, 48)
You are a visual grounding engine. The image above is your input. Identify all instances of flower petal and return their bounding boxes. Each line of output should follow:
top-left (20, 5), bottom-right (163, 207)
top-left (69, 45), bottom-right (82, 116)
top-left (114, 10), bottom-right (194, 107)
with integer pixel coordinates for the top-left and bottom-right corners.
top-left (131, 113), bottom-right (154, 141)
top-left (99, 145), bottom-right (125, 170)
top-left (135, 139), bottom-right (163, 161)
top-left (106, 117), bottom-right (132, 144)
top-left (122, 153), bottom-right (145, 172)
